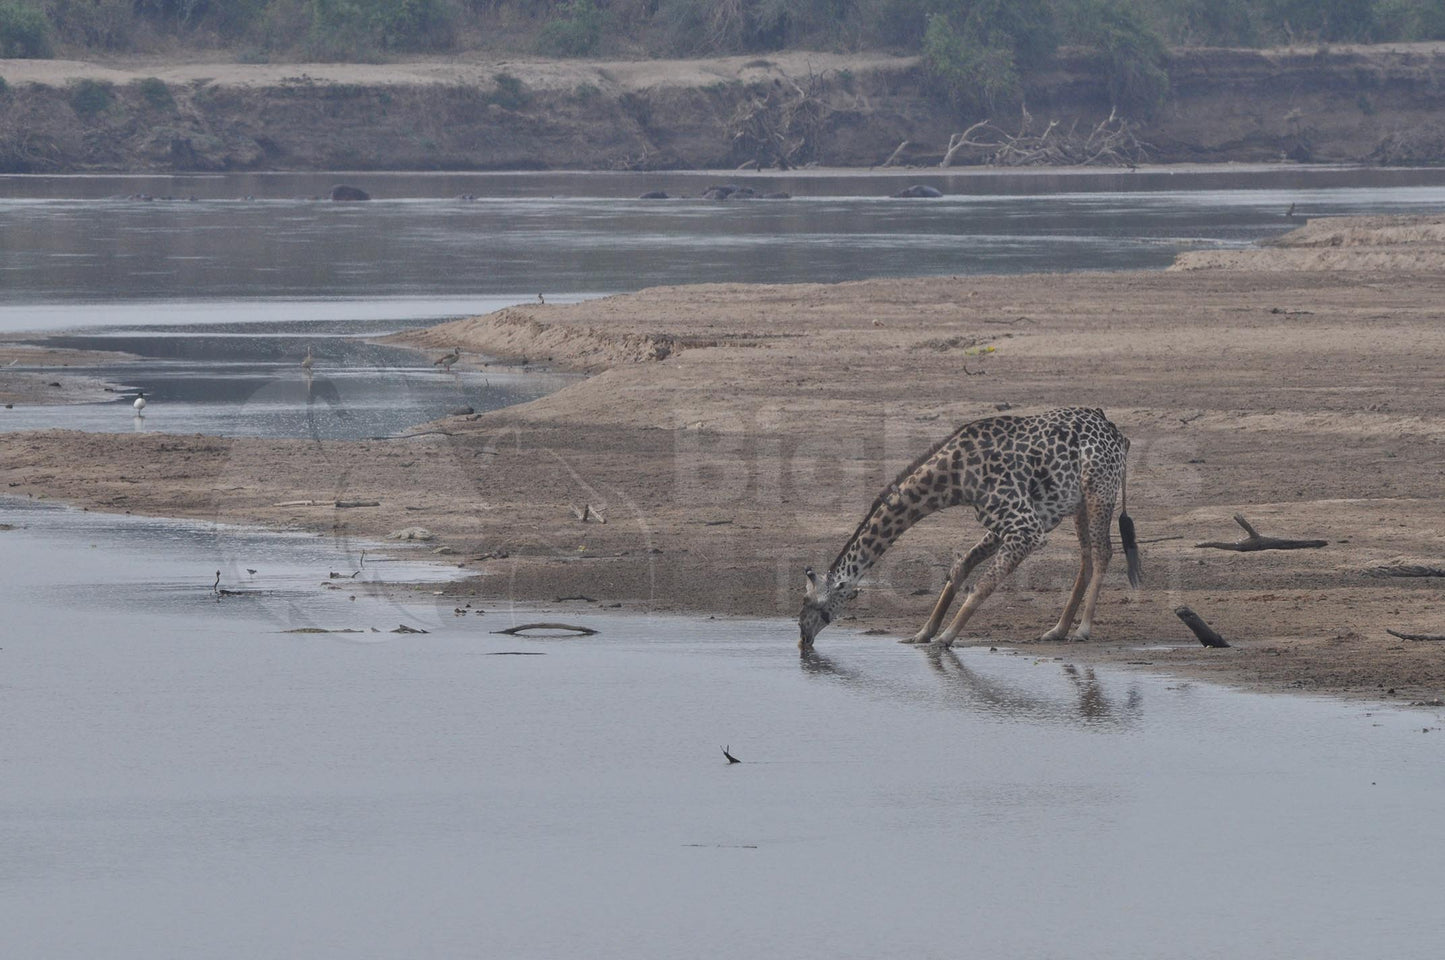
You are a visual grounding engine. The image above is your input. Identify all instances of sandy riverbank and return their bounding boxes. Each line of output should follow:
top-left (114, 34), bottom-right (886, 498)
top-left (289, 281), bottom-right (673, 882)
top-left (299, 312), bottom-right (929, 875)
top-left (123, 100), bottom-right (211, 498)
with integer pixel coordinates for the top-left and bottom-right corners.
top-left (4, 215), bottom-right (1445, 702)
top-left (0, 344), bottom-right (135, 404)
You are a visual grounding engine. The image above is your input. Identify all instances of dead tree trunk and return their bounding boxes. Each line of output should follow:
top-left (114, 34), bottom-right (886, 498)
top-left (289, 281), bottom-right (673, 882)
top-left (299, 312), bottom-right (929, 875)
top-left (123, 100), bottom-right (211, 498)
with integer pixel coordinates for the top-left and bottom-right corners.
top-left (1175, 606), bottom-right (1231, 647)
top-left (1386, 629), bottom-right (1445, 642)
top-left (1196, 514), bottom-right (1327, 551)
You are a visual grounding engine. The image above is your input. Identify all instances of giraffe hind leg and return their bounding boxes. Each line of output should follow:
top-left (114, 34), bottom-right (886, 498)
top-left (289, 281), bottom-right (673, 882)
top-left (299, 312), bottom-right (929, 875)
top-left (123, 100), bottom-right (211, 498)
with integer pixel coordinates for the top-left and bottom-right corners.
top-left (1069, 488), bottom-right (1117, 642)
top-left (1038, 511), bottom-right (1091, 642)
top-left (903, 533), bottom-right (999, 644)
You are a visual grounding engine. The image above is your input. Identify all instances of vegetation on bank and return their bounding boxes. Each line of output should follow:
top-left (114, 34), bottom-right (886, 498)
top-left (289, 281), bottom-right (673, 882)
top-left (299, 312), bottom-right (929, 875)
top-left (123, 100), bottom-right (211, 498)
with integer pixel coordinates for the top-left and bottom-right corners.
top-left (1, 1), bottom-right (1443, 119)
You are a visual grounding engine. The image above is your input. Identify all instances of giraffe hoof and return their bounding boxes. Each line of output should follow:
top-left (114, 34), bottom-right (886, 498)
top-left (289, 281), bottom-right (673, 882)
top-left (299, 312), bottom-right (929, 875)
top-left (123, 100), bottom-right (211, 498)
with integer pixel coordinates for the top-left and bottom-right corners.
top-left (934, 634), bottom-right (957, 649)
top-left (1037, 628), bottom-right (1067, 643)
top-left (1066, 630), bottom-right (1091, 643)
top-left (900, 631), bottom-right (933, 645)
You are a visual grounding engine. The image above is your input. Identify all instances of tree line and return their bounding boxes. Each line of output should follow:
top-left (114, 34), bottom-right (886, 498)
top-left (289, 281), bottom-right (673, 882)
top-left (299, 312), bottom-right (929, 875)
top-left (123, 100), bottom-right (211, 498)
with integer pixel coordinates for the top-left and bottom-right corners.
top-left (2, 2), bottom-right (1442, 97)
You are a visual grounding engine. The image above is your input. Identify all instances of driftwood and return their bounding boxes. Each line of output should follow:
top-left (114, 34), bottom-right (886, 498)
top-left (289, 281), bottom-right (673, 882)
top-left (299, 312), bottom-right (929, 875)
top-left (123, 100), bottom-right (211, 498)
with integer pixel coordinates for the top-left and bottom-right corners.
top-left (1386, 629), bottom-right (1445, 642)
top-left (880, 139), bottom-right (910, 167)
top-left (1175, 606), bottom-right (1230, 648)
top-left (725, 69), bottom-right (831, 169)
top-left (493, 622), bottom-right (598, 637)
top-left (940, 108), bottom-right (1150, 168)
top-left (1196, 515), bottom-right (1327, 552)
top-left (570, 503), bottom-right (606, 523)
top-left (272, 498), bottom-right (379, 508)
top-left (1365, 561), bottom-right (1445, 579)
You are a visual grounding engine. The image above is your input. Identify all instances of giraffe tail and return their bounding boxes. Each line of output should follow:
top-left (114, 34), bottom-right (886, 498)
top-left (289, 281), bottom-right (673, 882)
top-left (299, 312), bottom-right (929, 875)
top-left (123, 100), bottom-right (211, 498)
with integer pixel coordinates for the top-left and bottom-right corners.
top-left (1118, 443), bottom-right (1141, 588)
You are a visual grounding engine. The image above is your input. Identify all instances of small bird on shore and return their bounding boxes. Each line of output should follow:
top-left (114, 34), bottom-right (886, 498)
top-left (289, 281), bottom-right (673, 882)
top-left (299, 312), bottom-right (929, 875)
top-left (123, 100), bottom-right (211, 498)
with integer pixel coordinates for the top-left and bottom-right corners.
top-left (301, 345), bottom-right (314, 372)
top-left (537, 293), bottom-right (545, 305)
top-left (132, 391), bottom-right (146, 416)
top-left (433, 346), bottom-right (461, 372)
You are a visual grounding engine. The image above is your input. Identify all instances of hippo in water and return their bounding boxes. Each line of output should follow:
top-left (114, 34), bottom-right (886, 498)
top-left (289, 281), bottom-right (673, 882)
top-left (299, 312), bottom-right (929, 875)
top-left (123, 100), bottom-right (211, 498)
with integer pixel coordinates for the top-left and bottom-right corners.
top-left (892, 184), bottom-right (943, 198)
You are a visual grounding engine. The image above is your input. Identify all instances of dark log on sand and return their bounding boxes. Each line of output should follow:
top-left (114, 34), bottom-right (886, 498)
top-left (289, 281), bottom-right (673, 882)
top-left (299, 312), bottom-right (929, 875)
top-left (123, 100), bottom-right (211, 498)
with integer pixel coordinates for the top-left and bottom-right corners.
top-left (1196, 514), bottom-right (1327, 552)
top-left (493, 622), bottom-right (598, 637)
top-left (1175, 605), bottom-right (1231, 648)
top-left (1386, 629), bottom-right (1445, 642)
top-left (1365, 561), bottom-right (1445, 578)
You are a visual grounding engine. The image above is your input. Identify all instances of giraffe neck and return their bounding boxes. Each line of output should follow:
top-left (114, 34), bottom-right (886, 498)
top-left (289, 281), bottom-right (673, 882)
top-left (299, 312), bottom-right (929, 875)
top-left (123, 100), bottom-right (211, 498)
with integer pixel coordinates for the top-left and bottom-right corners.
top-left (826, 453), bottom-right (962, 591)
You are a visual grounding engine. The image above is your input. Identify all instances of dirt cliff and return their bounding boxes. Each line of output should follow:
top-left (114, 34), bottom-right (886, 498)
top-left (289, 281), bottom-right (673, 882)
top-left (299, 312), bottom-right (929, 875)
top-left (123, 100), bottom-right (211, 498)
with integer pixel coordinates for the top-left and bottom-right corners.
top-left (1, 43), bottom-right (1443, 172)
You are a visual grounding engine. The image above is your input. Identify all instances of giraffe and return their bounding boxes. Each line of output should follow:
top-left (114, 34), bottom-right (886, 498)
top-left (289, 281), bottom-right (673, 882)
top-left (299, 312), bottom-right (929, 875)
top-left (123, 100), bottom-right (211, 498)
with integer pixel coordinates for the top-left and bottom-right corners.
top-left (798, 407), bottom-right (1139, 649)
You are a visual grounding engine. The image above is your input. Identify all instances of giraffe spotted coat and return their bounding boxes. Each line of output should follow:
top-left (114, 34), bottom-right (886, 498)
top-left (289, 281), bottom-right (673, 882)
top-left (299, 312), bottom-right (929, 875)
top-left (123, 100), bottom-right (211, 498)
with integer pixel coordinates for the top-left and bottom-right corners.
top-left (799, 407), bottom-right (1137, 649)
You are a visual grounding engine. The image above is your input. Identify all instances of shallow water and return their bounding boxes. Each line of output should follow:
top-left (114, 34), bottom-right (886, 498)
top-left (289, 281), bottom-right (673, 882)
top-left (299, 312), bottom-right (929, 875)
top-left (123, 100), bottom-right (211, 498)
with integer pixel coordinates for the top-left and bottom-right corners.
top-left (1, 321), bottom-right (576, 439)
top-left (2, 498), bottom-right (1442, 960)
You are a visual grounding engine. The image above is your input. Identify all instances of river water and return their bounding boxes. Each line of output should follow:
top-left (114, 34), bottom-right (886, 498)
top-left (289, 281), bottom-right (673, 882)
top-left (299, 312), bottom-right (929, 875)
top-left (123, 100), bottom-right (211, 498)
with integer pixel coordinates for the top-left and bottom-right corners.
top-left (1, 497), bottom-right (1442, 960)
top-left (4, 169), bottom-right (1445, 957)
top-left (5, 166), bottom-right (1445, 312)
top-left (5, 166), bottom-right (1445, 438)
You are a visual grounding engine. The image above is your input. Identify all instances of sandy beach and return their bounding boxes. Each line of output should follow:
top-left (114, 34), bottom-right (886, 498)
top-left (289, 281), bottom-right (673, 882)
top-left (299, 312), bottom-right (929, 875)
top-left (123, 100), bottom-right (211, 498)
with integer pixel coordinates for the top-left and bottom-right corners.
top-left (3, 215), bottom-right (1444, 702)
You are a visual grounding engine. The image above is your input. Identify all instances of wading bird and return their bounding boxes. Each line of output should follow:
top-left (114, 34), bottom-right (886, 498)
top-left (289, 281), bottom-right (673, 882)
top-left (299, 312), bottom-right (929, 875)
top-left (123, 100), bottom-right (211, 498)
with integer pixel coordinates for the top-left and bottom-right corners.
top-left (301, 345), bottom-right (314, 372)
top-left (433, 346), bottom-right (461, 372)
top-left (132, 391), bottom-right (146, 416)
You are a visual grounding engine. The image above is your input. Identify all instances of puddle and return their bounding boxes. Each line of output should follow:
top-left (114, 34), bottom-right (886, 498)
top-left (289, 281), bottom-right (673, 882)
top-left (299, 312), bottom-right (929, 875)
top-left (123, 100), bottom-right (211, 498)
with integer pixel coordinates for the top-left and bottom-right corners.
top-left (1, 320), bottom-right (576, 439)
top-left (1, 499), bottom-right (1442, 959)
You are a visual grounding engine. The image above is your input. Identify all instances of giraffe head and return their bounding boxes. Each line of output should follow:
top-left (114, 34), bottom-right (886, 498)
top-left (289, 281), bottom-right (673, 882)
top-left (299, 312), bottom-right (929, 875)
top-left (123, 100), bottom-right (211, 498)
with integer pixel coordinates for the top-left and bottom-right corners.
top-left (798, 567), bottom-right (855, 648)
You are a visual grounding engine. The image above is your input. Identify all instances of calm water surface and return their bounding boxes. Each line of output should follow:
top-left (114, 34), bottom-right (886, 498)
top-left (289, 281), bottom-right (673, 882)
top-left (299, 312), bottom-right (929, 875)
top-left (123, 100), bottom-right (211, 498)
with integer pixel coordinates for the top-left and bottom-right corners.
top-left (5, 166), bottom-right (1445, 311)
top-left (5, 167), bottom-right (1445, 437)
top-left (1, 498), bottom-right (1442, 960)
top-left (1, 321), bottom-right (577, 439)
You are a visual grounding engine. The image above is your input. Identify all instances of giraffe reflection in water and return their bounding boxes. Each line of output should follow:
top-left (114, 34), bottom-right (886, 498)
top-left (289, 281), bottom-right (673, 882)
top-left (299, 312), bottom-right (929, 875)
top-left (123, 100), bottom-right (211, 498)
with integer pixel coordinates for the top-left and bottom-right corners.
top-left (801, 644), bottom-right (1143, 728)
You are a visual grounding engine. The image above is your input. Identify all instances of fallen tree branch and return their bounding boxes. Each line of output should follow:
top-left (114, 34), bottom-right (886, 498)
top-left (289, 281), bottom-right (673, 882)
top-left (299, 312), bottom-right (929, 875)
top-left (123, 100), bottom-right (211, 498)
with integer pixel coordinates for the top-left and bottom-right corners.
top-left (881, 139), bottom-right (910, 167)
top-left (493, 622), bottom-right (598, 637)
top-left (1365, 561), bottom-right (1445, 578)
top-left (1386, 629), bottom-right (1445, 642)
top-left (1175, 606), bottom-right (1230, 648)
top-left (1196, 514), bottom-right (1327, 551)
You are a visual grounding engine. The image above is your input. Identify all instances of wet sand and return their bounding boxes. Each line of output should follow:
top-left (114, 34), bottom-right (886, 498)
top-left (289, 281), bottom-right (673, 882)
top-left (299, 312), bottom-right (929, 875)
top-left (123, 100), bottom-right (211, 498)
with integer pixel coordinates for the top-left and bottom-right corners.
top-left (0, 344), bottom-right (135, 404)
top-left (4, 216), bottom-right (1445, 701)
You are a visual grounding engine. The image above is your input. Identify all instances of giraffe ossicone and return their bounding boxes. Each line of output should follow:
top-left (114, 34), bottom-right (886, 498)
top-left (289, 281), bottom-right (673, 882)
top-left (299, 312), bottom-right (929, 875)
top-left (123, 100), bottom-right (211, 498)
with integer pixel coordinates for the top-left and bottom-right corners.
top-left (798, 407), bottom-right (1140, 650)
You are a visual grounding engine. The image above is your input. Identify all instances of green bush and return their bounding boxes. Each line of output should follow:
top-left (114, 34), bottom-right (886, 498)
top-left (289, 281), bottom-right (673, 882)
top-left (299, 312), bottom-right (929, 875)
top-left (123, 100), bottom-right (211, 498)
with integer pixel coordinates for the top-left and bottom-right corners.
top-left (0, 1), bottom-right (51, 57)
top-left (307, 0), bottom-right (452, 57)
top-left (1068, 0), bottom-right (1170, 114)
top-left (537, 0), bottom-right (605, 56)
top-left (1373, 0), bottom-right (1445, 40)
top-left (488, 72), bottom-right (530, 110)
top-left (134, 76), bottom-right (175, 110)
top-left (922, 12), bottom-right (1021, 114)
top-left (69, 77), bottom-right (114, 118)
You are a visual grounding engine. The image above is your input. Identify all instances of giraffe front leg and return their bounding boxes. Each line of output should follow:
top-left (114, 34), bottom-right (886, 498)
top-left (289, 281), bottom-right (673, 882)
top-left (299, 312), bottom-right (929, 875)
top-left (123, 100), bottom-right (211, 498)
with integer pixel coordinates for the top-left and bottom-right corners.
top-left (904, 533), bottom-right (999, 644)
top-left (903, 579), bottom-right (957, 644)
top-left (936, 535), bottom-right (1038, 648)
